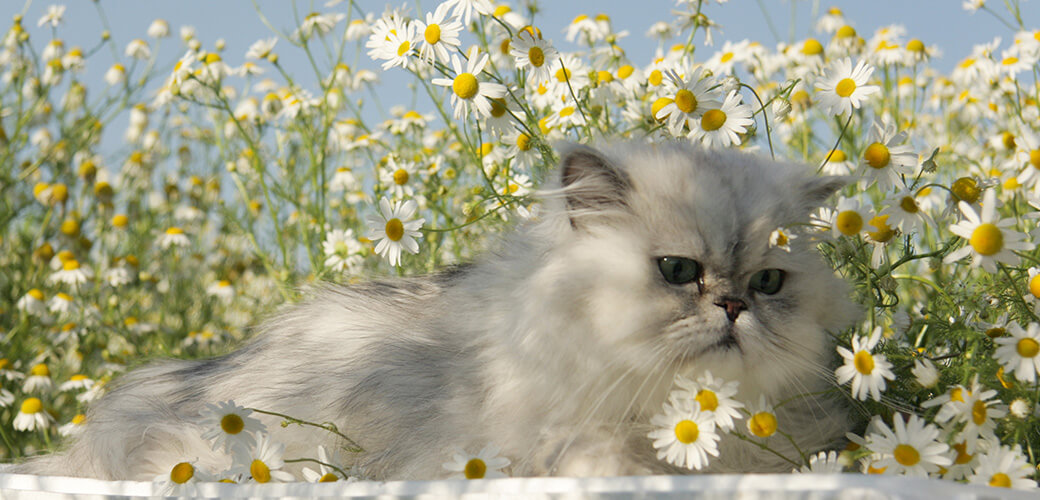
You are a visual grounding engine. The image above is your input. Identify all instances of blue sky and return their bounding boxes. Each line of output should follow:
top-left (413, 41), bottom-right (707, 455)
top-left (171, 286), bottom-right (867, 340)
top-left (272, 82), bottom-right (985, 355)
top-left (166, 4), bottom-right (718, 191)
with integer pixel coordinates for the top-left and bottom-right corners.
top-left (13, 0), bottom-right (1038, 156)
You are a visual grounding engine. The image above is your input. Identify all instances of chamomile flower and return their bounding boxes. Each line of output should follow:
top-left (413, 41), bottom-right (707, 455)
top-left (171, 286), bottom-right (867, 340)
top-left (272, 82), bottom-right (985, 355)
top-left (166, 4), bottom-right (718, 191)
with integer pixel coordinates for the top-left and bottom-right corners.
top-left (415, 4), bottom-right (462, 65)
top-left (673, 371), bottom-right (744, 431)
top-left (199, 400), bottom-right (265, 453)
top-left (48, 292), bottom-right (76, 315)
top-left (297, 12), bottom-right (346, 39)
top-left (49, 258), bottom-right (92, 288)
top-left (13, 397), bottom-right (54, 431)
top-left (0, 387), bottom-right (13, 407)
top-left (880, 188), bottom-right (933, 234)
top-left (648, 398), bottom-right (719, 470)
top-left (206, 280), bottom-right (234, 302)
top-left (511, 31), bottom-right (559, 84)
top-left (745, 395), bottom-right (780, 439)
top-left (124, 39), bottom-right (151, 60)
top-left (911, 358), bottom-right (939, 388)
top-left (59, 374), bottom-right (94, 392)
top-left (367, 197), bottom-right (425, 267)
top-left (654, 68), bottom-right (720, 137)
top-left (868, 414), bottom-right (950, 477)
top-left (829, 197), bottom-right (869, 238)
top-left (945, 189), bottom-right (1033, 273)
top-left (953, 387), bottom-right (1007, 452)
top-left (104, 63), bottom-right (126, 86)
top-left (370, 20), bottom-right (419, 70)
top-left (322, 228), bottom-right (364, 274)
top-left (58, 413), bottom-right (86, 437)
top-left (967, 444), bottom-right (1038, 490)
top-left (301, 445), bottom-right (344, 482)
top-left (147, 19), bottom-right (170, 39)
top-left (815, 58), bottom-right (879, 116)
top-left (431, 47), bottom-right (507, 120)
top-left (232, 433), bottom-right (296, 483)
top-left (153, 460), bottom-right (212, 496)
top-left (441, 0), bottom-right (493, 26)
top-left (246, 38), bottom-right (278, 60)
top-left (689, 90), bottom-right (754, 148)
top-left (795, 450), bottom-right (844, 473)
top-left (442, 444), bottom-right (511, 479)
top-left (380, 156), bottom-right (418, 198)
top-left (23, 363), bottom-right (53, 393)
top-left (16, 288), bottom-right (48, 316)
top-left (38, 5), bottom-right (65, 27)
top-left (858, 120), bottom-right (917, 192)
top-left (835, 327), bottom-right (896, 401)
top-left (158, 227), bottom-right (190, 249)
top-left (993, 322), bottom-right (1040, 382)
top-left (769, 227), bottom-right (796, 252)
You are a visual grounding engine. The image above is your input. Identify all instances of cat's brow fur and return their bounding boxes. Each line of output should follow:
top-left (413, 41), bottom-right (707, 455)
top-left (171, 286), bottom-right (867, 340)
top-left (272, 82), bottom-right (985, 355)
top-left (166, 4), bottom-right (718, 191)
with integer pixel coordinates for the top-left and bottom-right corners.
top-left (19, 141), bottom-right (858, 480)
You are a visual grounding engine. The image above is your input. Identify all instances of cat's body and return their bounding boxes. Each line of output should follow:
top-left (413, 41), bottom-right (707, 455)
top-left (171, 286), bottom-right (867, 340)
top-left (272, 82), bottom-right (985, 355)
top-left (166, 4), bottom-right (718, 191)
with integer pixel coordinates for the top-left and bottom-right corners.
top-left (20, 141), bottom-right (857, 480)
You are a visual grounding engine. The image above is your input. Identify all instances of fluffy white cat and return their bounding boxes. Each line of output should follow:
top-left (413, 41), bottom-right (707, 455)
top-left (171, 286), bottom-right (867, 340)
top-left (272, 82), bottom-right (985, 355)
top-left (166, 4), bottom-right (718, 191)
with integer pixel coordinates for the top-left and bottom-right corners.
top-left (20, 141), bottom-right (858, 480)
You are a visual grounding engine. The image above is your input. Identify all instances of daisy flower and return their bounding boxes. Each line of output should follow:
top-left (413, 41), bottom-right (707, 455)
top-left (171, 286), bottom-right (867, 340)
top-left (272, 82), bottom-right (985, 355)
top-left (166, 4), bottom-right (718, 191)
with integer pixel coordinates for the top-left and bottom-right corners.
top-left (442, 444), bottom-right (511, 479)
top-left (301, 445), bottom-right (344, 482)
top-left (858, 120), bottom-right (917, 192)
top-left (16, 288), bottom-right (48, 316)
top-left (835, 327), bottom-right (896, 401)
top-left (199, 400), bottom-right (265, 453)
top-left (153, 460), bottom-right (212, 496)
top-left (745, 395), bottom-right (780, 439)
top-left (431, 47), bottom-right (507, 120)
top-left (654, 68), bottom-right (721, 137)
top-left (104, 63), bottom-right (126, 86)
top-left (415, 3), bottom-right (463, 65)
top-left (945, 189), bottom-right (1033, 273)
top-left (380, 155), bottom-right (418, 198)
top-left (0, 387), bottom-right (14, 407)
top-left (815, 58), bottom-right (879, 116)
top-left (828, 197), bottom-right (869, 238)
top-left (246, 38), bottom-right (277, 60)
top-left (967, 444), bottom-right (1038, 490)
top-left (879, 188), bottom-right (933, 234)
top-left (672, 371), bottom-right (744, 431)
top-left (297, 12), bottom-right (346, 39)
top-left (322, 228), bottom-right (364, 274)
top-left (648, 398), bottom-right (719, 470)
top-left (368, 197), bottom-right (425, 267)
top-left (59, 374), bottom-right (95, 392)
top-left (511, 31), bottom-right (560, 84)
top-left (911, 358), bottom-right (939, 388)
top-left (49, 258), bottom-right (92, 288)
top-left (820, 149), bottom-right (857, 176)
top-left (13, 397), bottom-right (54, 431)
top-left (58, 413), bottom-right (87, 437)
top-left (943, 441), bottom-right (979, 481)
top-left (769, 227), bottom-right (796, 252)
top-left (147, 19), bottom-right (170, 39)
top-left (689, 90), bottom-right (754, 148)
top-left (232, 433), bottom-right (297, 483)
top-left (23, 363), bottom-right (53, 393)
top-left (994, 322), bottom-right (1040, 382)
top-left (795, 450), bottom-right (844, 474)
top-left (158, 227), bottom-right (190, 249)
top-left (953, 388), bottom-right (1007, 453)
top-left (329, 166), bottom-right (357, 192)
top-left (48, 292), bottom-right (76, 315)
top-left (867, 414), bottom-right (950, 477)
top-left (206, 280), bottom-right (234, 302)
top-left (371, 20), bottom-right (419, 70)
top-left (543, 102), bottom-right (587, 131)
top-left (38, 5), bottom-right (65, 27)
top-left (124, 39), bottom-right (151, 60)
top-left (441, 0), bottom-right (493, 26)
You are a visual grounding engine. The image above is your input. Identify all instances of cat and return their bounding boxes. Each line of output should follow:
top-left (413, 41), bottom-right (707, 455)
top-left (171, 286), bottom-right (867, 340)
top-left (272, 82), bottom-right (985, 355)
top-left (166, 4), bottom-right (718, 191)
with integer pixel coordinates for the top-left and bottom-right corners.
top-left (18, 140), bottom-right (858, 480)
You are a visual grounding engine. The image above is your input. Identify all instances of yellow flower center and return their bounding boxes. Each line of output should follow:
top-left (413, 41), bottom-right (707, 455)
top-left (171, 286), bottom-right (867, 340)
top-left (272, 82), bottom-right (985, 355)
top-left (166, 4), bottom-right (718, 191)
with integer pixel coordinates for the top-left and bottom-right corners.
top-left (171, 462), bottom-right (195, 484)
top-left (597, 70), bottom-right (613, 83)
top-left (986, 327), bottom-right (1006, 338)
top-left (166, 227), bottom-right (184, 235)
top-left (674, 419), bottom-right (699, 444)
top-left (63, 259), bottom-right (80, 271)
top-left (554, 67), bottom-right (571, 83)
top-left (700, 109), bottom-right (726, 131)
top-left (516, 133), bottom-right (531, 151)
top-left (57, 292), bottom-right (73, 302)
top-left (951, 387), bottom-right (967, 403)
top-left (31, 364), bottom-right (50, 377)
top-left (29, 288), bottom-right (45, 300)
top-left (1002, 56), bottom-right (1019, 66)
top-left (989, 473), bottom-right (1012, 488)
top-left (528, 46), bottom-right (545, 67)
top-left (801, 38), bottom-right (824, 55)
top-left (464, 458), bottom-right (487, 479)
top-left (452, 73), bottom-right (479, 100)
top-left (251, 459), bottom-right (272, 483)
top-left (71, 414), bottom-right (86, 425)
top-left (385, 218), bottom-right (405, 242)
top-left (695, 390), bottom-right (719, 412)
top-left (319, 472), bottom-right (338, 482)
top-left (651, 97), bottom-right (673, 121)
top-left (829, 149), bottom-right (847, 162)
top-left (864, 142), bottom-right (891, 168)
top-left (648, 69), bottom-right (663, 86)
top-left (1030, 150), bottom-right (1040, 169)
top-left (853, 350), bottom-right (875, 374)
top-left (866, 217), bottom-right (891, 244)
top-left (489, 98), bottom-right (507, 118)
top-left (393, 169), bottom-right (409, 185)
top-left (1028, 275), bottom-right (1040, 299)
top-left (397, 40), bottom-right (410, 57)
top-left (835, 25), bottom-right (857, 38)
top-left (21, 397), bottom-right (42, 414)
top-left (774, 231), bottom-right (789, 247)
top-left (617, 65), bottom-right (634, 79)
top-left (674, 89), bottom-right (698, 114)
top-left (899, 196), bottom-right (919, 214)
top-left (950, 178), bottom-right (980, 203)
top-left (1001, 131), bottom-right (1016, 149)
top-left (1017, 338), bottom-right (1040, 358)
top-left (836, 211), bottom-right (863, 236)
top-left (559, 106), bottom-right (575, 118)
top-left (952, 442), bottom-right (973, 464)
top-left (906, 39), bottom-right (925, 53)
top-left (424, 24), bottom-right (441, 45)
top-left (893, 444), bottom-right (920, 466)
top-left (835, 78), bottom-right (857, 98)
top-left (70, 374), bottom-right (88, 381)
top-left (220, 413), bottom-right (244, 434)
top-left (969, 223), bottom-right (1003, 256)
top-left (112, 214), bottom-right (129, 228)
top-left (972, 399), bottom-right (989, 425)
top-left (204, 53), bottom-right (221, 64)
top-left (749, 412), bottom-right (777, 437)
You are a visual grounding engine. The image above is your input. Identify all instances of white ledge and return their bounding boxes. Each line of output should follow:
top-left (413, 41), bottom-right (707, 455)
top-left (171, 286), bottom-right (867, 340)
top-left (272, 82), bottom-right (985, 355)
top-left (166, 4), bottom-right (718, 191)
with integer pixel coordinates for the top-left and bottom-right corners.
top-left (0, 470), bottom-right (1034, 499)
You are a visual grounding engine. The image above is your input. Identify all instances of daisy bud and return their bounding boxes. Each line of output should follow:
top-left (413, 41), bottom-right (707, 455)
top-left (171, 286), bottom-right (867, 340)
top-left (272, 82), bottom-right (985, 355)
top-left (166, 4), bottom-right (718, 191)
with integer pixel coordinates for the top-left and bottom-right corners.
top-left (772, 98), bottom-right (792, 121)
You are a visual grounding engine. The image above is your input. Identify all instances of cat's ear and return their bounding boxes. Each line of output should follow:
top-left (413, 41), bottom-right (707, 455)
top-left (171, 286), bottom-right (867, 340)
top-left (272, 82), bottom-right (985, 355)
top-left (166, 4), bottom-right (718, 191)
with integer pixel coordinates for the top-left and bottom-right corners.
top-left (797, 175), bottom-right (848, 213)
top-left (558, 143), bottom-right (632, 228)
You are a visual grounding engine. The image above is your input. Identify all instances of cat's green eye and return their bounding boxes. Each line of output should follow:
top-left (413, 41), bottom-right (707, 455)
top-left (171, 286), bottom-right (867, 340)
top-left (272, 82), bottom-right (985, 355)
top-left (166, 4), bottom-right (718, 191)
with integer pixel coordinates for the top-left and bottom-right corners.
top-left (749, 269), bottom-right (785, 295)
top-left (657, 257), bottom-right (702, 285)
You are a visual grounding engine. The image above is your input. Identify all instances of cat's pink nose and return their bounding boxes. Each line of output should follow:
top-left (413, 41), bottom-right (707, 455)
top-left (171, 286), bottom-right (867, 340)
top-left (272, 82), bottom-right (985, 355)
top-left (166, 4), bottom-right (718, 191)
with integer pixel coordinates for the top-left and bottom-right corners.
top-left (714, 297), bottom-right (747, 322)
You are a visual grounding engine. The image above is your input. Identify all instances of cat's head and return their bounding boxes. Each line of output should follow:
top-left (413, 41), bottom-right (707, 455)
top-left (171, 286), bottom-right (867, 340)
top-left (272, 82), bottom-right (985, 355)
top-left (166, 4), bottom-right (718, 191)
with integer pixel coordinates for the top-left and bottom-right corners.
top-left (540, 141), bottom-right (857, 396)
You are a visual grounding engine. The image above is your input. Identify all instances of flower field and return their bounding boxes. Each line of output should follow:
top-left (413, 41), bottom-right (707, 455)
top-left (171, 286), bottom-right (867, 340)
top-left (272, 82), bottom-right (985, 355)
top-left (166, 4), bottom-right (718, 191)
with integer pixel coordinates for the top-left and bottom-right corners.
top-left (0, 0), bottom-right (1038, 492)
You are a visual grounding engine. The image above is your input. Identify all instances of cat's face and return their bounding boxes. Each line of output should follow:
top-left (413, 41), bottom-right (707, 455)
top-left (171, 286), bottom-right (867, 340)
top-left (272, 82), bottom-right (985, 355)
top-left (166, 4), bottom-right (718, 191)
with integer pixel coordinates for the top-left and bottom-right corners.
top-left (548, 142), bottom-right (857, 396)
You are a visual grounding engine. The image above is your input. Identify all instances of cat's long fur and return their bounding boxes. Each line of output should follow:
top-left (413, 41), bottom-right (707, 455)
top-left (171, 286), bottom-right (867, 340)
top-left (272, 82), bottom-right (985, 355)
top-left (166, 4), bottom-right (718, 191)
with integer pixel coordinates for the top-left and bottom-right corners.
top-left (19, 141), bottom-right (858, 480)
